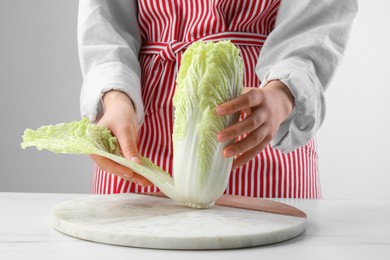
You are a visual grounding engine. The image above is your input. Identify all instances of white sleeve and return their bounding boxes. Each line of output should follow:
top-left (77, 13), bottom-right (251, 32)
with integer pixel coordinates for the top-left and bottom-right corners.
top-left (256, 0), bottom-right (358, 153)
top-left (78, 0), bottom-right (144, 124)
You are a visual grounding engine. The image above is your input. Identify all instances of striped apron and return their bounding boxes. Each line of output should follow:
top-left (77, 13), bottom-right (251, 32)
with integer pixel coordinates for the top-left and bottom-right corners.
top-left (92, 0), bottom-right (321, 198)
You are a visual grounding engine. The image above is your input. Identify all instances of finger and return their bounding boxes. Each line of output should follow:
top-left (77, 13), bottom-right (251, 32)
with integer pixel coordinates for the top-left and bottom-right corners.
top-left (91, 154), bottom-right (133, 179)
top-left (132, 174), bottom-right (153, 187)
top-left (114, 136), bottom-right (152, 186)
top-left (216, 89), bottom-right (263, 116)
top-left (223, 125), bottom-right (270, 158)
top-left (242, 88), bottom-right (257, 116)
top-left (115, 126), bottom-right (142, 164)
top-left (231, 141), bottom-right (269, 170)
top-left (218, 109), bottom-right (265, 142)
top-left (90, 154), bottom-right (152, 186)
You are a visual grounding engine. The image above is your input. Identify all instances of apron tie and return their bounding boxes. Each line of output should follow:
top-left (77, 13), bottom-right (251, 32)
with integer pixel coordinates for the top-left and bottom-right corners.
top-left (140, 31), bottom-right (268, 62)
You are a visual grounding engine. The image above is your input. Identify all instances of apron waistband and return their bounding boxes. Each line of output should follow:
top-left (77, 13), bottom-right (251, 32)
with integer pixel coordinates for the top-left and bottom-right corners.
top-left (140, 31), bottom-right (267, 62)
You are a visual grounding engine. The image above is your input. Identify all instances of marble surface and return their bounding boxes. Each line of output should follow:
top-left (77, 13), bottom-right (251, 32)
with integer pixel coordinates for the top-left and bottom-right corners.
top-left (51, 193), bottom-right (306, 249)
top-left (1, 192), bottom-right (390, 260)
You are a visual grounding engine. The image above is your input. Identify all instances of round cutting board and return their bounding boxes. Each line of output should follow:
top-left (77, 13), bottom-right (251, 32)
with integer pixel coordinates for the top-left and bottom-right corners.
top-left (51, 193), bottom-right (306, 249)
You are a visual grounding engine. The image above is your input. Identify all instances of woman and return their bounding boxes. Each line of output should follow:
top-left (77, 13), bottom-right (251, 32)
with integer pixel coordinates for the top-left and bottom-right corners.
top-left (78, 0), bottom-right (357, 198)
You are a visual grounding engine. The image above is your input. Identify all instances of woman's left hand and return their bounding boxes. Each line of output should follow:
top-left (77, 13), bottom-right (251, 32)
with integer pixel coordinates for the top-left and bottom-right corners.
top-left (216, 80), bottom-right (295, 170)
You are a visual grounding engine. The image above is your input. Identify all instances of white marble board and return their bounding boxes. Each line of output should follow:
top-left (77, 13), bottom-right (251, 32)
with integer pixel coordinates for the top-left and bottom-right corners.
top-left (51, 193), bottom-right (306, 249)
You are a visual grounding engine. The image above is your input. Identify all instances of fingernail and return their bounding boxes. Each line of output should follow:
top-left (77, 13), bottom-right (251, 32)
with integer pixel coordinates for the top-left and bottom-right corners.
top-left (123, 173), bottom-right (132, 179)
top-left (131, 156), bottom-right (141, 164)
top-left (134, 180), bottom-right (145, 187)
top-left (218, 133), bottom-right (227, 142)
top-left (231, 165), bottom-right (237, 171)
top-left (216, 106), bottom-right (225, 115)
top-left (225, 149), bottom-right (235, 158)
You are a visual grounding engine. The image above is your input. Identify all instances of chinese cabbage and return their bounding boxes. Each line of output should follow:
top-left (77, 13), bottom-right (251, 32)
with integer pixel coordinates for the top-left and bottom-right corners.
top-left (21, 41), bottom-right (243, 208)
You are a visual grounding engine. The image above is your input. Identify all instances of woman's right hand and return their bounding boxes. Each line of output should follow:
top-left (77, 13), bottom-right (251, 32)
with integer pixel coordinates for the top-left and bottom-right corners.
top-left (90, 90), bottom-right (152, 187)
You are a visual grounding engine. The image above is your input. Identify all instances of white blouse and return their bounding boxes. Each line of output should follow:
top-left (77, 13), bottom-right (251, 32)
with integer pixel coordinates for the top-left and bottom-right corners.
top-left (78, 0), bottom-right (358, 153)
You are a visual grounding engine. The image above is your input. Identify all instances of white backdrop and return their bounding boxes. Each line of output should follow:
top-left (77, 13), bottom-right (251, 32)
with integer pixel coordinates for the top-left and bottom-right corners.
top-left (1, 1), bottom-right (389, 199)
top-left (316, 1), bottom-right (390, 199)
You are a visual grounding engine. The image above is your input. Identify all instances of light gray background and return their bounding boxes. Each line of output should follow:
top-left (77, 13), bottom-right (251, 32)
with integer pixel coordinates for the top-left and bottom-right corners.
top-left (1, 1), bottom-right (389, 199)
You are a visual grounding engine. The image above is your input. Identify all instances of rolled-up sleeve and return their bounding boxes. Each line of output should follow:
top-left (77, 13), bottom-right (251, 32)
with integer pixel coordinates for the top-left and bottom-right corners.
top-left (78, 0), bottom-right (144, 124)
top-left (256, 0), bottom-right (358, 153)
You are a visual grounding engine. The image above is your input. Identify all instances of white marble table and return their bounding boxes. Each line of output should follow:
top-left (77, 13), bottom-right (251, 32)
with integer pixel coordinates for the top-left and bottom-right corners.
top-left (1, 192), bottom-right (389, 260)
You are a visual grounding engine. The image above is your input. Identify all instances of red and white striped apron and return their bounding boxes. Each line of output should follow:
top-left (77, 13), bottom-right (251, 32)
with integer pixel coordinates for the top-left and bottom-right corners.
top-left (92, 0), bottom-right (321, 198)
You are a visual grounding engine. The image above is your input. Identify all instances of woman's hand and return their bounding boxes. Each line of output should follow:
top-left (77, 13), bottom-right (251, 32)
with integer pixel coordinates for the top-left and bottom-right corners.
top-left (216, 80), bottom-right (294, 170)
top-left (90, 90), bottom-right (151, 187)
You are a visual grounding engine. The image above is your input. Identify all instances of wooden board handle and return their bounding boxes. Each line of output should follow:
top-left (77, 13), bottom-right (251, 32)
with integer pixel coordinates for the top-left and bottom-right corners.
top-left (143, 192), bottom-right (306, 218)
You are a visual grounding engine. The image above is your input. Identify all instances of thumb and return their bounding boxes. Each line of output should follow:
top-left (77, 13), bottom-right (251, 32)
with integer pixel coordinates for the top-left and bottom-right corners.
top-left (116, 132), bottom-right (142, 165)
